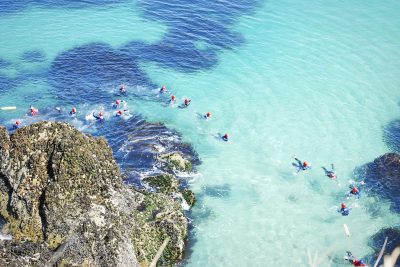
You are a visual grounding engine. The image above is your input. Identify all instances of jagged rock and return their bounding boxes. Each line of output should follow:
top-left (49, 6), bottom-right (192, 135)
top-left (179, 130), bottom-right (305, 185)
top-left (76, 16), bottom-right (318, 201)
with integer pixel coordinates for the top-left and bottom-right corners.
top-left (182, 189), bottom-right (196, 208)
top-left (358, 153), bottom-right (400, 212)
top-left (0, 122), bottom-right (191, 266)
top-left (143, 174), bottom-right (179, 194)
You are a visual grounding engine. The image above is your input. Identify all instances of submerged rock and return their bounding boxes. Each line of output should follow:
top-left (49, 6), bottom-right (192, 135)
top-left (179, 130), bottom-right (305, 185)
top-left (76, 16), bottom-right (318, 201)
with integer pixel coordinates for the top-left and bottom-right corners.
top-left (357, 153), bottom-right (400, 213)
top-left (0, 121), bottom-right (193, 266)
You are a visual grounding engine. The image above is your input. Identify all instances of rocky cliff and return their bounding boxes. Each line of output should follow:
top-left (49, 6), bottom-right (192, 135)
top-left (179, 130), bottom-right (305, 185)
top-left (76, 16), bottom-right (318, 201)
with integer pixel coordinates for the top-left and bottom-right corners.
top-left (0, 121), bottom-right (194, 267)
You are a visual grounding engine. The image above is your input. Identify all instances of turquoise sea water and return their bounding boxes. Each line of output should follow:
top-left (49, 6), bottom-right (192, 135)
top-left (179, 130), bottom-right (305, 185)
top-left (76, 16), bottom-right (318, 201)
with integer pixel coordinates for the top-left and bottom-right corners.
top-left (0, 0), bottom-right (399, 266)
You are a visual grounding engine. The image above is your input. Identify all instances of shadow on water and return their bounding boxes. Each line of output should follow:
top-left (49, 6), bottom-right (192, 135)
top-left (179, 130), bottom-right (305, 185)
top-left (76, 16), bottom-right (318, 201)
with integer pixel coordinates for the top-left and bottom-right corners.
top-left (383, 119), bottom-right (400, 153)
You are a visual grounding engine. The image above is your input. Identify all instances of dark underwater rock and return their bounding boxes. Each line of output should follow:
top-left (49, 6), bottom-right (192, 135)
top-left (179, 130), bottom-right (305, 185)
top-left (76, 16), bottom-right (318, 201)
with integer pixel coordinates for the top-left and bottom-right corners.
top-left (367, 227), bottom-right (400, 267)
top-left (357, 153), bottom-right (400, 213)
top-left (0, 121), bottom-right (193, 266)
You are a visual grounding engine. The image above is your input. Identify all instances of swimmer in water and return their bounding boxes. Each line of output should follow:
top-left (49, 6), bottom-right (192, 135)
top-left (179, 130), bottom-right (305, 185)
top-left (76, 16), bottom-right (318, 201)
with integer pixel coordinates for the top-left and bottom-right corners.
top-left (204, 112), bottom-right (212, 120)
top-left (339, 203), bottom-right (350, 216)
top-left (347, 186), bottom-right (360, 199)
top-left (113, 100), bottom-right (123, 109)
top-left (70, 107), bottom-right (77, 115)
top-left (344, 251), bottom-right (366, 266)
top-left (292, 157), bottom-right (311, 172)
top-left (222, 133), bottom-right (229, 141)
top-left (184, 98), bottom-right (191, 107)
top-left (159, 85), bottom-right (167, 94)
top-left (120, 83), bottom-right (126, 95)
top-left (13, 120), bottom-right (21, 129)
top-left (93, 111), bottom-right (104, 122)
top-left (116, 110), bottom-right (123, 117)
top-left (169, 95), bottom-right (176, 105)
top-left (322, 164), bottom-right (337, 179)
top-left (29, 105), bottom-right (39, 116)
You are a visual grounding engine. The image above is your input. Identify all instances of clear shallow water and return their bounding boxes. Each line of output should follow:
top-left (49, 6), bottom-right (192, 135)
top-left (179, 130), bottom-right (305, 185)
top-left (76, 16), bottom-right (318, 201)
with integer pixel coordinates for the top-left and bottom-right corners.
top-left (0, 0), bottom-right (399, 266)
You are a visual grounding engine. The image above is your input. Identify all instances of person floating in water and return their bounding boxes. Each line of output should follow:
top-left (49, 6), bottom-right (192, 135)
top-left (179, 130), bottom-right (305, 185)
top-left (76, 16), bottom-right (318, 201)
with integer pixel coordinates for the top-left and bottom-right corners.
top-left (29, 105), bottom-right (39, 116)
top-left (322, 164), bottom-right (337, 179)
top-left (222, 133), bottom-right (229, 141)
top-left (344, 251), bottom-right (366, 266)
top-left (116, 110), bottom-right (123, 117)
top-left (293, 157), bottom-right (311, 171)
top-left (93, 111), bottom-right (104, 122)
top-left (169, 95), bottom-right (176, 105)
top-left (339, 203), bottom-right (350, 216)
top-left (159, 85), bottom-right (167, 94)
top-left (13, 120), bottom-right (21, 129)
top-left (70, 107), bottom-right (77, 115)
top-left (348, 186), bottom-right (360, 199)
top-left (113, 100), bottom-right (123, 109)
top-left (120, 83), bottom-right (126, 95)
top-left (184, 98), bottom-right (191, 107)
top-left (204, 112), bottom-right (212, 120)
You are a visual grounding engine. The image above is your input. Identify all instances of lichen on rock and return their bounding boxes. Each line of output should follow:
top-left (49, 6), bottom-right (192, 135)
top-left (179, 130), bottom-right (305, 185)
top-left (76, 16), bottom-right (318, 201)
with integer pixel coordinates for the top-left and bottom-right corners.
top-left (159, 152), bottom-right (193, 172)
top-left (0, 121), bottom-right (194, 267)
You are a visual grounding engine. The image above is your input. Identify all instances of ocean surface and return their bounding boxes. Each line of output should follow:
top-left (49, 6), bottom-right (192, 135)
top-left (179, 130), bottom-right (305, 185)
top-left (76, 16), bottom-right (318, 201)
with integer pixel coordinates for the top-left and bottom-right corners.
top-left (0, 0), bottom-right (399, 266)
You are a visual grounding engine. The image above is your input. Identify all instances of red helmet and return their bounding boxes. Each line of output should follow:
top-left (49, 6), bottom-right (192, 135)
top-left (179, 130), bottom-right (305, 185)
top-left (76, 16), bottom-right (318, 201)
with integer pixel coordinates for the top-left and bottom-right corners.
top-left (171, 95), bottom-right (176, 100)
top-left (99, 111), bottom-right (103, 116)
top-left (341, 203), bottom-right (346, 208)
top-left (72, 107), bottom-right (77, 113)
top-left (118, 110), bottom-right (123, 115)
top-left (15, 120), bottom-right (21, 125)
top-left (116, 100), bottom-right (121, 105)
top-left (352, 187), bottom-right (359, 193)
top-left (224, 133), bottom-right (229, 138)
top-left (206, 112), bottom-right (211, 117)
top-left (303, 161), bottom-right (309, 167)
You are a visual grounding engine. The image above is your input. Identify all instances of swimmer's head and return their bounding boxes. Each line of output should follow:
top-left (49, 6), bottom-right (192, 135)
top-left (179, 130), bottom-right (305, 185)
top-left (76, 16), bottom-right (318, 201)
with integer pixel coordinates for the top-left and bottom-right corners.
top-left (303, 161), bottom-right (309, 167)
top-left (99, 111), bottom-right (103, 116)
top-left (116, 100), bottom-right (121, 105)
top-left (15, 120), bottom-right (21, 125)
top-left (206, 112), bottom-right (212, 117)
top-left (171, 95), bottom-right (176, 100)
top-left (341, 203), bottom-right (346, 208)
top-left (117, 110), bottom-right (123, 116)
top-left (72, 107), bottom-right (77, 113)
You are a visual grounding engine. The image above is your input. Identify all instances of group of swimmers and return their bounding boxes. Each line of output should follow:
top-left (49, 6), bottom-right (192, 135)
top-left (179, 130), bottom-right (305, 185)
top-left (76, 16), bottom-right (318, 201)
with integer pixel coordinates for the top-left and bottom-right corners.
top-left (13, 94), bottom-right (130, 129)
top-left (13, 84), bottom-right (230, 141)
top-left (292, 157), bottom-right (367, 266)
top-left (159, 85), bottom-right (229, 142)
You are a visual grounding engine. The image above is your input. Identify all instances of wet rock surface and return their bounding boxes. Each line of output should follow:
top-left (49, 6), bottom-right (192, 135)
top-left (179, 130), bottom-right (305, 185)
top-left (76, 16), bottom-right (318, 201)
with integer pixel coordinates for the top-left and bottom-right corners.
top-left (0, 121), bottom-right (196, 266)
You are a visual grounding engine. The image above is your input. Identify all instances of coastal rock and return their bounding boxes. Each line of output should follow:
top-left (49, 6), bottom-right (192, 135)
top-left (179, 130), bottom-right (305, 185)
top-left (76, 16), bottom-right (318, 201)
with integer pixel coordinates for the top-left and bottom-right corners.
top-left (357, 153), bottom-right (400, 213)
top-left (0, 121), bottom-right (192, 266)
top-left (159, 152), bottom-right (192, 172)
